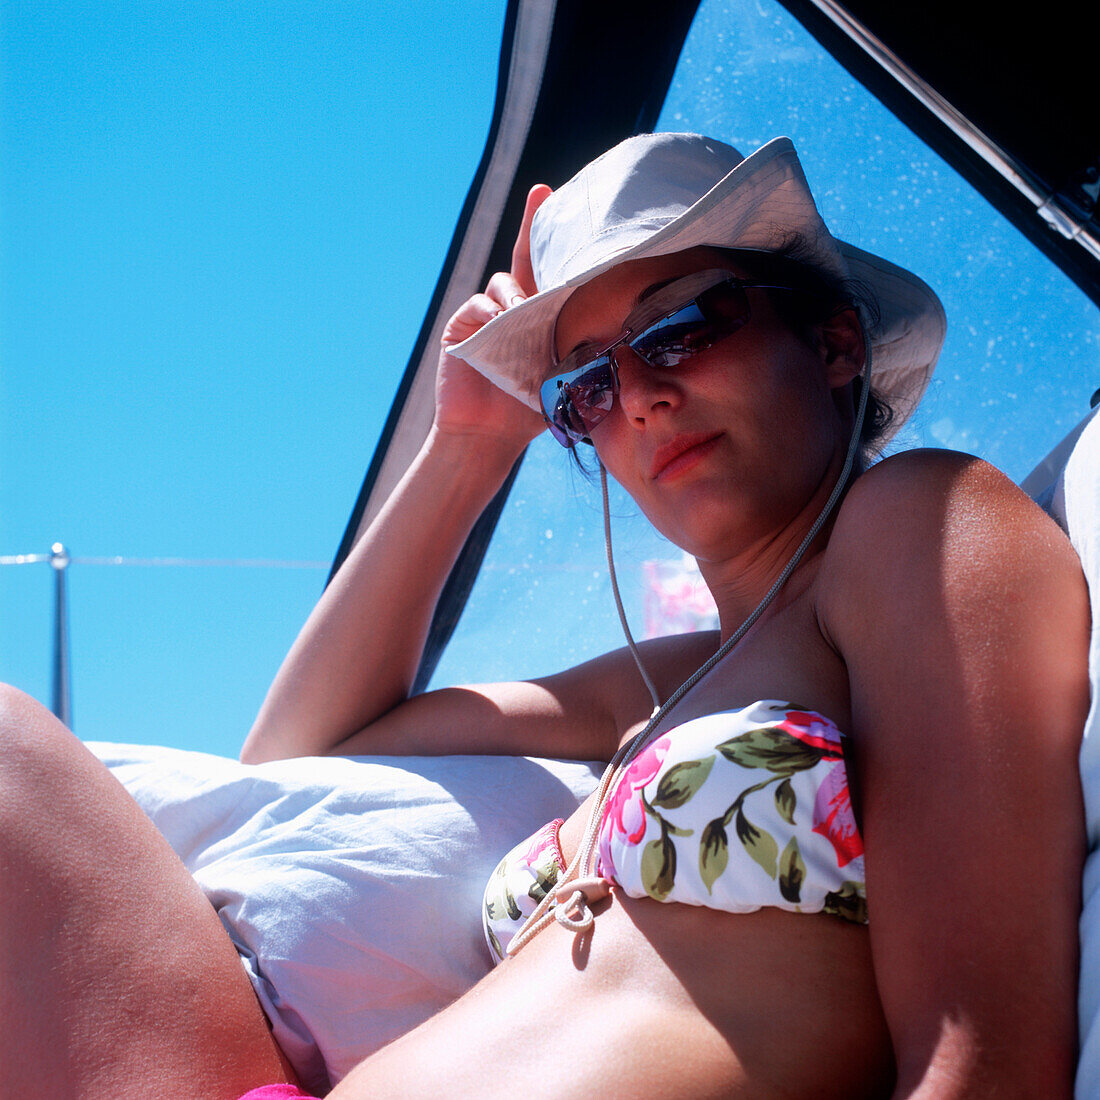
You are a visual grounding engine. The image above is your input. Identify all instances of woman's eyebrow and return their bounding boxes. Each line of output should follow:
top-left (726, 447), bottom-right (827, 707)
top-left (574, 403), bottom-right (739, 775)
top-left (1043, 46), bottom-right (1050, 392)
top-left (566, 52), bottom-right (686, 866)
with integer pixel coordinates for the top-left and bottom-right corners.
top-left (561, 274), bottom-right (691, 359)
top-left (637, 275), bottom-right (682, 304)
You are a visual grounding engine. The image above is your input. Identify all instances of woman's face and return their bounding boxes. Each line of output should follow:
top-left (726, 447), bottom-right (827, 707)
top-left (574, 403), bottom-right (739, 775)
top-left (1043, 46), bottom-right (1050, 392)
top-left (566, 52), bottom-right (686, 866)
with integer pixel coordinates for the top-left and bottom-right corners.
top-left (553, 247), bottom-right (862, 563)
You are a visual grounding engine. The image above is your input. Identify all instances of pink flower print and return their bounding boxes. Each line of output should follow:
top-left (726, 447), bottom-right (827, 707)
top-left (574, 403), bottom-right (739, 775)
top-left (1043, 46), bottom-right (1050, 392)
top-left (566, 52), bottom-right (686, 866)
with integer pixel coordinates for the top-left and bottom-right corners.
top-left (520, 819), bottom-right (565, 871)
top-left (597, 734), bottom-right (671, 876)
top-left (777, 709), bottom-right (862, 868)
top-left (812, 762), bottom-right (864, 867)
top-left (779, 710), bottom-right (844, 758)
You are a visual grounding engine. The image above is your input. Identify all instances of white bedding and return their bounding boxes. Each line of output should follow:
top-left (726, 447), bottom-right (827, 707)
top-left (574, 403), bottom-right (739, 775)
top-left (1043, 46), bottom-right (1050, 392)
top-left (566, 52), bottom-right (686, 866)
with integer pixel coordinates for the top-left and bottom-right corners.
top-left (90, 742), bottom-right (600, 1094)
top-left (1066, 413), bottom-right (1100, 1100)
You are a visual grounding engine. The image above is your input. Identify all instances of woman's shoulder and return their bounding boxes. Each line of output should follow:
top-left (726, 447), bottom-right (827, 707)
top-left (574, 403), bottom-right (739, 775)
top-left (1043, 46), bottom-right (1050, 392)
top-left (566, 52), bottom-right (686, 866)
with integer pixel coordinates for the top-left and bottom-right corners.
top-left (831, 447), bottom-right (1067, 555)
top-left (814, 457), bottom-right (1087, 1100)
top-left (843, 446), bottom-right (1021, 512)
top-left (819, 446), bottom-right (1085, 638)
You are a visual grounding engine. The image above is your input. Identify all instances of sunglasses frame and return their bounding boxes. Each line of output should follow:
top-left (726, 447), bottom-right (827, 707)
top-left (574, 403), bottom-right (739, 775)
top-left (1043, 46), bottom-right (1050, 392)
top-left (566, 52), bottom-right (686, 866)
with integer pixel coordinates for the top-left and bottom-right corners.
top-left (540, 269), bottom-right (796, 447)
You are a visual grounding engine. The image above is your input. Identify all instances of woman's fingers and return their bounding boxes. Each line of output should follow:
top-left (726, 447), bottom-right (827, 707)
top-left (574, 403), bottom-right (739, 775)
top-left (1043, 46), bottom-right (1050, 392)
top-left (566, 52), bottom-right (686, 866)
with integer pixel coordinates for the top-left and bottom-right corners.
top-left (485, 270), bottom-right (529, 310)
top-left (442, 266), bottom-right (534, 346)
top-left (442, 184), bottom-right (551, 348)
top-left (432, 184), bottom-right (553, 443)
top-left (440, 291), bottom-right (505, 345)
top-left (511, 184), bottom-right (552, 298)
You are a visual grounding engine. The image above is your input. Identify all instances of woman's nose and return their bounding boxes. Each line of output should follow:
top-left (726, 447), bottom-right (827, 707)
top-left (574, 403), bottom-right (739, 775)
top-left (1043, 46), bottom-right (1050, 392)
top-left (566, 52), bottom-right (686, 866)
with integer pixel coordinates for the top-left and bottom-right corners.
top-left (613, 346), bottom-right (682, 426)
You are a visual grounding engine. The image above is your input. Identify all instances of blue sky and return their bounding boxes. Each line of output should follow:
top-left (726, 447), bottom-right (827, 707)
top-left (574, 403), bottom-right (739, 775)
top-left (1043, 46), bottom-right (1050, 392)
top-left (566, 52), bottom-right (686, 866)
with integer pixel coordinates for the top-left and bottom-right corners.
top-left (1, 1), bottom-right (509, 752)
top-left (3, 0), bottom-right (1097, 758)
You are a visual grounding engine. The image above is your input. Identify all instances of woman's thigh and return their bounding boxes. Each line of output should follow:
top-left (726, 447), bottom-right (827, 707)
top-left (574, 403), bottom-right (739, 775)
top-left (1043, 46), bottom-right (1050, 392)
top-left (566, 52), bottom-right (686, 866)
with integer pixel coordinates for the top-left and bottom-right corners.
top-left (0, 685), bottom-right (292, 1099)
top-left (331, 892), bottom-right (894, 1099)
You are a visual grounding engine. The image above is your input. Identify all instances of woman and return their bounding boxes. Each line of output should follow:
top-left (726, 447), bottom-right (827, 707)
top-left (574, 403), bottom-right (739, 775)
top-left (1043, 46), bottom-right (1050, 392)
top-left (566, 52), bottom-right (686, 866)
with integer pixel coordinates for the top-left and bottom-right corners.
top-left (1, 133), bottom-right (1089, 1098)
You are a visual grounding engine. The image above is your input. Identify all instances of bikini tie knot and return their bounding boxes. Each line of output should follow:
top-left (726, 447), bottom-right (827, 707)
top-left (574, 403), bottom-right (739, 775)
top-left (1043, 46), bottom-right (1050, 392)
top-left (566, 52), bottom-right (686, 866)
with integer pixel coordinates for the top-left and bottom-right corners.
top-left (550, 876), bottom-right (613, 933)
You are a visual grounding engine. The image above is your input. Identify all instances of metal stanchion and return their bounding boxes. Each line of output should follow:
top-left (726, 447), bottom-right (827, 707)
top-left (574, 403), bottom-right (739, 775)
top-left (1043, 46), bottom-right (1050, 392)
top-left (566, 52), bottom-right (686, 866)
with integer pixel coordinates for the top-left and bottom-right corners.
top-left (49, 543), bottom-right (72, 729)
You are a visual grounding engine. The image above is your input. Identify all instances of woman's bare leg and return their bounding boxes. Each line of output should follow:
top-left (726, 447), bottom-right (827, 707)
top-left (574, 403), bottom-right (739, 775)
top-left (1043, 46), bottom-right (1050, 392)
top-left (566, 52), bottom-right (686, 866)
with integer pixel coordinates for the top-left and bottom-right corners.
top-left (0, 685), bottom-right (293, 1099)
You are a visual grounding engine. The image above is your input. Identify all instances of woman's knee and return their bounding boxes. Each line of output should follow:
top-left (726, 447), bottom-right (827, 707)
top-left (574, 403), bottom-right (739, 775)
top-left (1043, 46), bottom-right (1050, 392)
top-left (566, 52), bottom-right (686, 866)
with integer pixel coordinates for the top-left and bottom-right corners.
top-left (0, 681), bottom-right (62, 737)
top-left (0, 680), bottom-right (78, 747)
top-left (0, 682), bottom-right (91, 817)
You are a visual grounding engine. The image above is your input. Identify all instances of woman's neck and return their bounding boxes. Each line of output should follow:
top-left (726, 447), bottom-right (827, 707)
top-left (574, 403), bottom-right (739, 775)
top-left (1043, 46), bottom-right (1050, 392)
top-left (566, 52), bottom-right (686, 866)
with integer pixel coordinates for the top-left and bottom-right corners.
top-left (697, 456), bottom-right (861, 640)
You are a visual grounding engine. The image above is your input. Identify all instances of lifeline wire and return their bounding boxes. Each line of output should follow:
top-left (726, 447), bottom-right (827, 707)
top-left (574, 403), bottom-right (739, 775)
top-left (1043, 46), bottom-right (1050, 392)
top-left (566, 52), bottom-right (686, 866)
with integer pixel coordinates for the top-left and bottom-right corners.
top-left (506, 330), bottom-right (873, 956)
top-left (0, 555), bottom-right (328, 569)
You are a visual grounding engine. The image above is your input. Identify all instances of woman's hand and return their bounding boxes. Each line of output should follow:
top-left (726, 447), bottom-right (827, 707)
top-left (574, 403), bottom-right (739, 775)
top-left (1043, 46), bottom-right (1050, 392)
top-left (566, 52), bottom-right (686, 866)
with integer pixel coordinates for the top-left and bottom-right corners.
top-left (433, 184), bottom-right (552, 453)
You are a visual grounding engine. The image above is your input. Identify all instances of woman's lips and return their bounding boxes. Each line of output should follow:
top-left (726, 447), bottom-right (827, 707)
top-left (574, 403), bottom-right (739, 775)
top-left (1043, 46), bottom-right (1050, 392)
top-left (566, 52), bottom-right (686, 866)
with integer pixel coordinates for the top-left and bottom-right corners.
top-left (650, 432), bottom-right (724, 480)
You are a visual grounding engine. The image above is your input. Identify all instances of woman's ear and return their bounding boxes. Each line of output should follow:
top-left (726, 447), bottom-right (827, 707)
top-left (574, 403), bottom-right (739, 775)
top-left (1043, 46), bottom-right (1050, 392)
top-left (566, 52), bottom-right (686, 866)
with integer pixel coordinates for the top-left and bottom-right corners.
top-left (815, 308), bottom-right (865, 388)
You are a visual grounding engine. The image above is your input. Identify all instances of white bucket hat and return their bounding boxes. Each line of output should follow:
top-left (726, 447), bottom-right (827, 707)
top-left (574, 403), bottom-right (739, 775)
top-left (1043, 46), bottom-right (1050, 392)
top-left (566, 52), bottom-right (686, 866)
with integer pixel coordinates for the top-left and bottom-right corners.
top-left (449, 132), bottom-right (946, 437)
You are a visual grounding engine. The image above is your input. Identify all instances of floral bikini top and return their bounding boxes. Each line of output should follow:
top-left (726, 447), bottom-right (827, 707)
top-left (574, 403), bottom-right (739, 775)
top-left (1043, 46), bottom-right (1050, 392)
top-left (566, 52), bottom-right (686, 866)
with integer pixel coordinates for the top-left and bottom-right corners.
top-left (483, 700), bottom-right (866, 963)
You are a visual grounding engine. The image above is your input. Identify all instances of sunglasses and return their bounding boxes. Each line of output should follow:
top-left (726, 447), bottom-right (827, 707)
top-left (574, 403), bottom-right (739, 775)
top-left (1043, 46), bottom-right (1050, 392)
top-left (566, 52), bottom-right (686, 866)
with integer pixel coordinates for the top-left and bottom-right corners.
top-left (540, 269), bottom-right (796, 447)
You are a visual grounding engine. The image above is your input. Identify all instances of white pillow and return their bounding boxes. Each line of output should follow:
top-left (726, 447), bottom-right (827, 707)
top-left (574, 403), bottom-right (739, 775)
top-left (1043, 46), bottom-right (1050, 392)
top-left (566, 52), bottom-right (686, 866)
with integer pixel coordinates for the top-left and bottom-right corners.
top-left (1065, 414), bottom-right (1100, 1099)
top-left (91, 742), bottom-right (600, 1093)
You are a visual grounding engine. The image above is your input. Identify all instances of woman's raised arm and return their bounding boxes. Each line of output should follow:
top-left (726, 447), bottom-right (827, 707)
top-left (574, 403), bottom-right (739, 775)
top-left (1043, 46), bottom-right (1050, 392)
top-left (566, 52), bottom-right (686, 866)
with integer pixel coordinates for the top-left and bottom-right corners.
top-left (240, 188), bottom-right (554, 763)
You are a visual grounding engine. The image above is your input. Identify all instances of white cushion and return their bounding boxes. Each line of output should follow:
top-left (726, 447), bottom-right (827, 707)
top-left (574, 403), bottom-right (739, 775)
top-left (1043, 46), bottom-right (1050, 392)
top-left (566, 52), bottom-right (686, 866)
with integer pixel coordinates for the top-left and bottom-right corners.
top-left (91, 742), bottom-right (600, 1093)
top-left (1025, 407), bottom-right (1100, 1098)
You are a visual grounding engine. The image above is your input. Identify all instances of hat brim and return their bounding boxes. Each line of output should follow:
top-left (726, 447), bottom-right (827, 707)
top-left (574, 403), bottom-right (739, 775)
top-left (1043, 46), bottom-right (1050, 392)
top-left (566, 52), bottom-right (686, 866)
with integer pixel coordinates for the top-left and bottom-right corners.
top-left (449, 137), bottom-right (944, 442)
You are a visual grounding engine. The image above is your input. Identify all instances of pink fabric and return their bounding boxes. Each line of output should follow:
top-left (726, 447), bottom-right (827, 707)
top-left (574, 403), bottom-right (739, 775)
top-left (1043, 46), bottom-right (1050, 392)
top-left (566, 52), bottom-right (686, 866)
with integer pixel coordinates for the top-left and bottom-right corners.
top-left (237, 1086), bottom-right (321, 1100)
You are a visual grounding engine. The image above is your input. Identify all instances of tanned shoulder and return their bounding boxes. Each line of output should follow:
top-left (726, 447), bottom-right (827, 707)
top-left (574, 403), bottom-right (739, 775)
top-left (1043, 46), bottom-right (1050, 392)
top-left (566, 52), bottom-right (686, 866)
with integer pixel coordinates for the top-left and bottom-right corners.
top-left (822, 447), bottom-right (1073, 603)
top-left (811, 459), bottom-right (1089, 1097)
top-left (817, 446), bottom-right (1087, 717)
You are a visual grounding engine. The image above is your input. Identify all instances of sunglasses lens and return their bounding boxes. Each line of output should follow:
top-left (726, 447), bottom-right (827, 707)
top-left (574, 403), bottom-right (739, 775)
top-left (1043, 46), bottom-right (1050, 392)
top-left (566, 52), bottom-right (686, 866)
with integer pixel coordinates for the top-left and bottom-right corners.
top-left (540, 276), bottom-right (756, 447)
top-left (631, 281), bottom-right (750, 367)
top-left (540, 357), bottom-right (616, 445)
